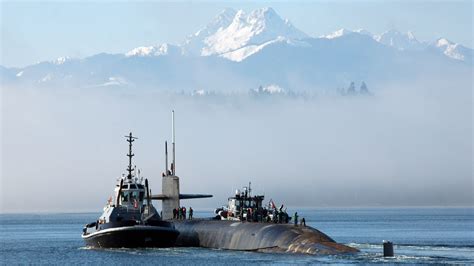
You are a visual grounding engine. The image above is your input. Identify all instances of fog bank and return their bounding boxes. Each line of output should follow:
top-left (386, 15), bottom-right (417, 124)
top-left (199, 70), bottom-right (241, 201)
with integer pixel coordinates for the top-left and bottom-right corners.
top-left (1, 79), bottom-right (472, 212)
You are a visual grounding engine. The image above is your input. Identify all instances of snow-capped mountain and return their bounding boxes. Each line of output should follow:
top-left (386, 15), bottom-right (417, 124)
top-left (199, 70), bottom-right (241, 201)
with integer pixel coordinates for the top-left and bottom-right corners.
top-left (322, 28), bottom-right (425, 50)
top-left (183, 8), bottom-right (237, 55)
top-left (198, 7), bottom-right (307, 56)
top-left (220, 36), bottom-right (310, 62)
top-left (434, 38), bottom-right (472, 62)
top-left (321, 28), bottom-right (472, 62)
top-left (125, 43), bottom-right (182, 57)
top-left (321, 28), bottom-right (371, 39)
top-left (52, 56), bottom-right (71, 65)
top-left (122, 8), bottom-right (472, 64)
top-left (374, 31), bottom-right (472, 62)
top-left (374, 30), bottom-right (426, 50)
top-left (1, 7), bottom-right (472, 92)
top-left (125, 7), bottom-right (308, 62)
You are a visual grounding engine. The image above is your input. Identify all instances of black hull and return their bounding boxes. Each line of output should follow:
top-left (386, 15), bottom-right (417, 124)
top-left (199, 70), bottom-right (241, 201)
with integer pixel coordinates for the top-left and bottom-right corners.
top-left (173, 219), bottom-right (359, 255)
top-left (82, 226), bottom-right (179, 248)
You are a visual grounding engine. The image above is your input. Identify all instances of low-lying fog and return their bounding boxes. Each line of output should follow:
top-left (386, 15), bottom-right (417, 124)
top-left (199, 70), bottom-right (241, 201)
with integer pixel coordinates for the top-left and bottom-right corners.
top-left (1, 79), bottom-right (472, 212)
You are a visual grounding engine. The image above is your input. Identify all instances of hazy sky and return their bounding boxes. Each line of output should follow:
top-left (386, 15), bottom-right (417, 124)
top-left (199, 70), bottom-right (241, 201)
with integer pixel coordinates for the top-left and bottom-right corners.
top-left (0, 1), bottom-right (472, 213)
top-left (2, 75), bottom-right (472, 212)
top-left (1, 0), bottom-right (473, 67)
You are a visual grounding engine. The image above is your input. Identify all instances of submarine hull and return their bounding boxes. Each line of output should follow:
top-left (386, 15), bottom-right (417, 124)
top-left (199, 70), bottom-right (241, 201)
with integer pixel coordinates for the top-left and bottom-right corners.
top-left (172, 219), bottom-right (358, 255)
top-left (82, 225), bottom-right (179, 248)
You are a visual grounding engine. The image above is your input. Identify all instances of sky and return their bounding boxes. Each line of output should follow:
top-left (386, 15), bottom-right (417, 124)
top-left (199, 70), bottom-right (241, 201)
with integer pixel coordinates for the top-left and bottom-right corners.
top-left (1, 0), bottom-right (473, 67)
top-left (0, 1), bottom-right (472, 213)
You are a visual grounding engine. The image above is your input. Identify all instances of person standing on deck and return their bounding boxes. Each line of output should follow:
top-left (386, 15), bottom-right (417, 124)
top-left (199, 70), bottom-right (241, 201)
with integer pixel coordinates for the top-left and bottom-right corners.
top-left (189, 207), bottom-right (193, 220)
top-left (293, 212), bottom-right (299, 226)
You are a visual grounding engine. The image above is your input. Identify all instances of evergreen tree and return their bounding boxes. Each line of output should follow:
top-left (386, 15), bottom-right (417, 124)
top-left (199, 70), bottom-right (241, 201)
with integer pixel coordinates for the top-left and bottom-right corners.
top-left (346, 81), bottom-right (356, 95)
top-left (360, 82), bottom-right (369, 95)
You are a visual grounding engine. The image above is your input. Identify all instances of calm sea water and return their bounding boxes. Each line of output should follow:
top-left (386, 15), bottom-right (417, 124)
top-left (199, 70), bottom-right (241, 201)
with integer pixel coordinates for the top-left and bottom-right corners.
top-left (1, 208), bottom-right (473, 264)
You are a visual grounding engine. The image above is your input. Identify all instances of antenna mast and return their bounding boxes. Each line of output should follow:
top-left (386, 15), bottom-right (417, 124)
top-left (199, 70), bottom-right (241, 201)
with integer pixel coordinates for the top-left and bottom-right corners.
top-left (172, 110), bottom-right (176, 175)
top-left (165, 141), bottom-right (168, 175)
top-left (125, 132), bottom-right (138, 179)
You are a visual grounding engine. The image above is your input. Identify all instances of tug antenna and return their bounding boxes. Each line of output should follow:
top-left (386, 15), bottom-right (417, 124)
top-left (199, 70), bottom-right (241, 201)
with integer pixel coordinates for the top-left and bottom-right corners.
top-left (125, 132), bottom-right (138, 179)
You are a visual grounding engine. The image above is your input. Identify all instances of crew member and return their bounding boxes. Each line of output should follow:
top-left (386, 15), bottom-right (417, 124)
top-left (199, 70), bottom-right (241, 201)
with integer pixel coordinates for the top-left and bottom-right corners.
top-left (293, 212), bottom-right (299, 226)
top-left (189, 207), bottom-right (193, 220)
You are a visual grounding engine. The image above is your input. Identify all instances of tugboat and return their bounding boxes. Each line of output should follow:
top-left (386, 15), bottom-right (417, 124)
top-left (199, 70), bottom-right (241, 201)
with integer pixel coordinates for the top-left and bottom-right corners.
top-left (214, 182), bottom-right (291, 223)
top-left (82, 133), bottom-right (179, 248)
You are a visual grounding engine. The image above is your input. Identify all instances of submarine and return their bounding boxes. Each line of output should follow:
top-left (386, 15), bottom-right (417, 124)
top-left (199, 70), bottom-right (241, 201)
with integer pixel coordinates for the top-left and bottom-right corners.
top-left (173, 184), bottom-right (357, 255)
top-left (81, 133), bottom-right (179, 248)
top-left (150, 111), bottom-right (359, 255)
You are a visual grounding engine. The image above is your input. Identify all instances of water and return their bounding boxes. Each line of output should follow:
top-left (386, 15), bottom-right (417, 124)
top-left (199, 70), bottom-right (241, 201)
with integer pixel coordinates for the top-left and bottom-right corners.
top-left (1, 208), bottom-right (473, 264)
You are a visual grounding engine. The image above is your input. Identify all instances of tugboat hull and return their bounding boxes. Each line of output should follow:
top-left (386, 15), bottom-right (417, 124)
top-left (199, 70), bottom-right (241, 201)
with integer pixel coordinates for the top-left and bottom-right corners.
top-left (82, 226), bottom-right (179, 248)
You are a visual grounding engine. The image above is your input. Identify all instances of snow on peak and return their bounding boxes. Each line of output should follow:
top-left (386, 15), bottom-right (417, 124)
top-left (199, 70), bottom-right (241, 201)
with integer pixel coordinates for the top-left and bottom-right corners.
top-left (196, 8), bottom-right (237, 37)
top-left (374, 30), bottom-right (423, 50)
top-left (197, 7), bottom-right (308, 56)
top-left (52, 56), bottom-right (70, 65)
top-left (354, 29), bottom-right (373, 36)
top-left (184, 8), bottom-right (237, 54)
top-left (126, 46), bottom-right (156, 57)
top-left (220, 36), bottom-right (309, 62)
top-left (406, 31), bottom-right (416, 40)
top-left (126, 43), bottom-right (181, 57)
top-left (433, 38), bottom-right (467, 61)
top-left (435, 38), bottom-right (453, 48)
top-left (247, 7), bottom-right (279, 23)
top-left (321, 28), bottom-right (373, 39)
top-left (215, 8), bottom-right (238, 24)
top-left (322, 28), bottom-right (352, 39)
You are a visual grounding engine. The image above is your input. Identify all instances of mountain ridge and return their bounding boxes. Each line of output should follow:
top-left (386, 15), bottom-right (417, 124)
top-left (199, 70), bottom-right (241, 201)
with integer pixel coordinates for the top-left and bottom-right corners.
top-left (1, 7), bottom-right (472, 91)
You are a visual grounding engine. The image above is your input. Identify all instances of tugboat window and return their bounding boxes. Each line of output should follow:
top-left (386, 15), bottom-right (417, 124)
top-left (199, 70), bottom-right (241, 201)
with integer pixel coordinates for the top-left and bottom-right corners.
top-left (139, 192), bottom-right (144, 201)
top-left (121, 192), bottom-right (129, 202)
top-left (131, 191), bottom-right (139, 201)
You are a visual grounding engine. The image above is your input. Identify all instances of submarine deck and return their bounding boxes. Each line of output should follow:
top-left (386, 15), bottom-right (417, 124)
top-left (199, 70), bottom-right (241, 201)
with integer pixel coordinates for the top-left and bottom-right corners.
top-left (171, 219), bottom-right (358, 255)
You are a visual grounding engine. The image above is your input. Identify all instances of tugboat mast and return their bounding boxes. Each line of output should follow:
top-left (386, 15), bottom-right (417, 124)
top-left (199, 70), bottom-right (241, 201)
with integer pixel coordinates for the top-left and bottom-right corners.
top-left (125, 132), bottom-right (138, 179)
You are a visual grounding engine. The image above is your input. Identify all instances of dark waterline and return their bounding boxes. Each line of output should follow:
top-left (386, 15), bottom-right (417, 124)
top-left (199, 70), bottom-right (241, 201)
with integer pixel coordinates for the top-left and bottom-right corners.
top-left (1, 208), bottom-right (473, 264)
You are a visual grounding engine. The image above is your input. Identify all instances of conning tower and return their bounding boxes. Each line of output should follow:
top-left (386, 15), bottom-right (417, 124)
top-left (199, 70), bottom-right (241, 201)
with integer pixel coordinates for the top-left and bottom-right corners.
top-left (152, 111), bottom-right (212, 220)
